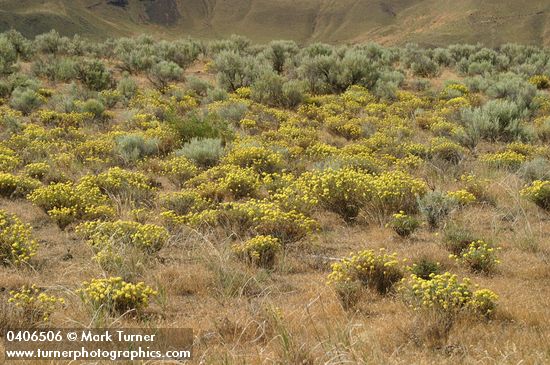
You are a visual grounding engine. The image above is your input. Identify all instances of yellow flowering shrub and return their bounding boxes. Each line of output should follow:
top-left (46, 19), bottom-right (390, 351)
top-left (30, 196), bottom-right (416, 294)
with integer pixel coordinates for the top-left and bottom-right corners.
top-left (32, 110), bottom-right (93, 128)
top-left (388, 211), bottom-right (420, 237)
top-left (0, 209), bottom-right (38, 265)
top-left (415, 112), bottom-right (444, 130)
top-left (460, 173), bottom-right (491, 202)
top-left (23, 162), bottom-right (50, 179)
top-left (528, 75), bottom-right (550, 89)
top-left (0, 152), bottom-right (20, 172)
top-left (330, 151), bottom-right (385, 173)
top-left (481, 151), bottom-right (526, 170)
top-left (520, 180), bottom-right (550, 210)
top-left (8, 285), bottom-right (65, 323)
top-left (143, 125), bottom-right (180, 154)
top-left (232, 235), bottom-right (281, 268)
top-left (327, 249), bottom-right (402, 294)
top-left (77, 220), bottom-right (168, 273)
top-left (506, 141), bottom-right (540, 157)
top-left (79, 167), bottom-right (156, 202)
top-left (188, 165), bottom-right (260, 201)
top-left (365, 170), bottom-right (428, 222)
top-left (429, 120), bottom-right (463, 137)
top-left (77, 220), bottom-right (169, 254)
top-left (446, 189), bottom-right (477, 206)
top-left (299, 167), bottom-right (373, 221)
top-left (0, 105), bottom-right (23, 124)
top-left (0, 172), bottom-right (41, 198)
top-left (429, 137), bottom-right (466, 164)
top-left (78, 277), bottom-right (157, 314)
top-left (277, 168), bottom-right (427, 223)
top-left (325, 116), bottom-right (364, 140)
top-left (223, 145), bottom-right (284, 174)
top-left (450, 240), bottom-right (500, 273)
top-left (99, 89), bottom-right (122, 107)
top-left (27, 181), bottom-right (114, 228)
top-left (74, 136), bottom-right (116, 165)
top-left (239, 118), bottom-right (257, 130)
top-left (234, 87), bottom-right (251, 99)
top-left (160, 155), bottom-right (198, 187)
top-left (304, 143), bottom-right (339, 160)
top-left (159, 190), bottom-right (210, 216)
top-left (215, 199), bottom-right (318, 243)
top-left (399, 272), bottom-right (498, 317)
top-left (440, 83), bottom-right (469, 99)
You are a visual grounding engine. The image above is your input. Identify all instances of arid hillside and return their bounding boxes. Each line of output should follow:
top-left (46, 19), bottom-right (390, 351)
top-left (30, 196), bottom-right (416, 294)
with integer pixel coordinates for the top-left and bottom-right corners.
top-left (1, 0), bottom-right (550, 45)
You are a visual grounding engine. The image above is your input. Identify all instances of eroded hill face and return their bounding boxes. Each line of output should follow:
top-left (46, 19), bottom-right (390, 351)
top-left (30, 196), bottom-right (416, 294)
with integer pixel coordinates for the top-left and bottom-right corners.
top-left (0, 0), bottom-right (549, 45)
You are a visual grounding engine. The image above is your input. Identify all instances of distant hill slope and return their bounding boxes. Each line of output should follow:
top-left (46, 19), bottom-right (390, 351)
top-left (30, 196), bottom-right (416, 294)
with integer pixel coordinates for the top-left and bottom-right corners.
top-left (1, 0), bottom-right (550, 46)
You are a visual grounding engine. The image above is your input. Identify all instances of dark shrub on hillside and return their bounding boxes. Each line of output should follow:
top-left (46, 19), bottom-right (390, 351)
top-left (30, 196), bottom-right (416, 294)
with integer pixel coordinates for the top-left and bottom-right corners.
top-left (76, 59), bottom-right (112, 91)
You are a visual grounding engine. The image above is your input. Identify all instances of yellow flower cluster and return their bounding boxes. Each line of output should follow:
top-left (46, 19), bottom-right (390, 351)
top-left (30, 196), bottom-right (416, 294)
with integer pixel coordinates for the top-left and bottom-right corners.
top-left (130, 88), bottom-right (198, 117)
top-left (460, 173), bottom-right (490, 201)
top-left (79, 167), bottom-right (156, 202)
top-left (520, 180), bottom-right (550, 210)
top-left (99, 89), bottom-right (122, 106)
top-left (450, 240), bottom-right (501, 273)
top-left (223, 145), bottom-right (284, 174)
top-left (0, 146), bottom-right (20, 172)
top-left (327, 249), bottom-right (402, 294)
top-left (528, 74), bottom-right (550, 89)
top-left (27, 180), bottom-right (114, 229)
top-left (232, 235), bottom-right (281, 268)
top-left (399, 272), bottom-right (498, 317)
top-left (429, 137), bottom-right (466, 164)
top-left (272, 168), bottom-right (427, 223)
top-left (368, 170), bottom-right (428, 216)
top-left (78, 277), bottom-right (157, 314)
top-left (160, 155), bottom-right (198, 186)
top-left (77, 220), bottom-right (169, 255)
top-left (481, 150), bottom-right (526, 170)
top-left (74, 136), bottom-right (116, 165)
top-left (32, 110), bottom-right (93, 128)
top-left (429, 120), bottom-right (464, 137)
top-left (216, 167), bottom-right (260, 199)
top-left (239, 118), bottom-right (257, 129)
top-left (234, 87), bottom-right (251, 99)
top-left (388, 211), bottom-right (420, 237)
top-left (8, 285), bottom-right (65, 322)
top-left (23, 162), bottom-right (50, 179)
top-left (0, 172), bottom-right (41, 198)
top-left (325, 116), bottom-right (365, 140)
top-left (440, 83), bottom-right (469, 99)
top-left (160, 190), bottom-right (210, 216)
top-left (299, 167), bottom-right (374, 221)
top-left (183, 199), bottom-right (317, 243)
top-left (0, 209), bottom-right (38, 265)
top-left (446, 189), bottom-right (477, 206)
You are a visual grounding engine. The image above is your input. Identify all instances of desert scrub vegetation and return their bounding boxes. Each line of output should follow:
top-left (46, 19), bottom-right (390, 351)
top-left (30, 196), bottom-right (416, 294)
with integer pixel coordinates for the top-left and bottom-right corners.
top-left (232, 235), bottom-right (281, 269)
top-left (0, 31), bottom-right (549, 363)
top-left (0, 209), bottom-right (38, 265)
top-left (78, 277), bottom-right (157, 315)
top-left (399, 272), bottom-right (498, 317)
top-left (328, 249), bottom-right (403, 295)
top-left (8, 284), bottom-right (65, 324)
